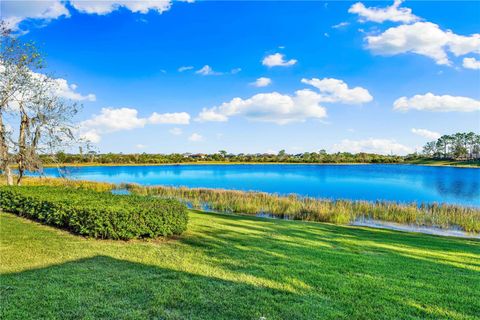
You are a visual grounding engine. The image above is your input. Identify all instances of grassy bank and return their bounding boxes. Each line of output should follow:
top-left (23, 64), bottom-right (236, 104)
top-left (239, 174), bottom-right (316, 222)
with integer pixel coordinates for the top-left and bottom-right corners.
top-left (129, 185), bottom-right (480, 234)
top-left (406, 159), bottom-right (480, 168)
top-left (1, 211), bottom-right (479, 319)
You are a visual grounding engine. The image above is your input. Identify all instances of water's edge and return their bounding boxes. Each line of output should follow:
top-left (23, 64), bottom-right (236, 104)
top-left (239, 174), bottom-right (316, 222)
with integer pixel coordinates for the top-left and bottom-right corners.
top-left (350, 219), bottom-right (479, 239)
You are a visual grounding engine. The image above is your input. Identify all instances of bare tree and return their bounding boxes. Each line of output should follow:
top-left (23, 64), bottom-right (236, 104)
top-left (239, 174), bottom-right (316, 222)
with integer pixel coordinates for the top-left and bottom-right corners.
top-left (1, 22), bottom-right (80, 185)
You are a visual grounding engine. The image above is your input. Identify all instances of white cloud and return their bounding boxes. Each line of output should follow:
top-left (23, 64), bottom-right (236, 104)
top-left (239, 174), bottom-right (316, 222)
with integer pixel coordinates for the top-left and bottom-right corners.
top-left (3, 0), bottom-right (188, 32)
top-left (366, 22), bottom-right (480, 65)
top-left (70, 0), bottom-right (171, 15)
top-left (197, 77), bottom-right (372, 124)
top-left (2, 0), bottom-right (70, 31)
top-left (393, 93), bottom-right (480, 112)
top-left (80, 130), bottom-right (101, 144)
top-left (333, 138), bottom-right (413, 155)
top-left (348, 0), bottom-right (419, 24)
top-left (79, 108), bottom-right (191, 143)
top-left (262, 53), bottom-right (297, 67)
top-left (332, 22), bottom-right (350, 29)
top-left (178, 66), bottom-right (194, 72)
top-left (53, 78), bottom-right (96, 101)
top-left (411, 128), bottom-right (441, 140)
top-left (251, 77), bottom-right (272, 87)
top-left (301, 78), bottom-right (373, 104)
top-left (463, 57), bottom-right (480, 70)
top-left (195, 65), bottom-right (222, 76)
top-left (188, 133), bottom-right (204, 142)
top-left (197, 90), bottom-right (327, 125)
top-left (135, 144), bottom-right (147, 149)
top-left (81, 108), bottom-right (147, 133)
top-left (148, 112), bottom-right (190, 124)
top-left (169, 127), bottom-right (183, 135)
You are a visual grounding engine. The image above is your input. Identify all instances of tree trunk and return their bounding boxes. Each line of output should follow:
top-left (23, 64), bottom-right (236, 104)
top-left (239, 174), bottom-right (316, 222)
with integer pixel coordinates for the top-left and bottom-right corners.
top-left (17, 109), bottom-right (28, 185)
top-left (0, 110), bottom-right (13, 185)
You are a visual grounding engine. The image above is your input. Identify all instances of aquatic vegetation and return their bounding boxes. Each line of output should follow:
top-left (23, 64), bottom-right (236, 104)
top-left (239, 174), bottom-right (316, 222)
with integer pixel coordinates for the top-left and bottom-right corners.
top-left (0, 186), bottom-right (188, 240)
top-left (128, 184), bottom-right (480, 233)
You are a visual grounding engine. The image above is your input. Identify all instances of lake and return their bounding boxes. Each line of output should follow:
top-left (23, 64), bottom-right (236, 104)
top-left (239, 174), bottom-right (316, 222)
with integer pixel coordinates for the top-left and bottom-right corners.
top-left (34, 164), bottom-right (480, 207)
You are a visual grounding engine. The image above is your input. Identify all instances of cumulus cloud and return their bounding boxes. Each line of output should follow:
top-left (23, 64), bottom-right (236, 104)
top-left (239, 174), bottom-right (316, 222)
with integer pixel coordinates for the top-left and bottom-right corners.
top-left (195, 65), bottom-right (222, 76)
top-left (348, 0), bottom-right (419, 24)
top-left (79, 108), bottom-right (191, 143)
top-left (393, 93), bottom-right (480, 112)
top-left (53, 78), bottom-right (96, 101)
top-left (301, 78), bottom-right (373, 104)
top-left (69, 0), bottom-right (171, 15)
top-left (188, 133), bottom-right (204, 142)
top-left (135, 144), bottom-right (147, 149)
top-left (333, 138), bottom-right (413, 155)
top-left (148, 112), bottom-right (190, 124)
top-left (463, 57), bottom-right (480, 70)
top-left (2, 0), bottom-right (70, 31)
top-left (366, 22), bottom-right (480, 65)
top-left (0, 64), bottom-right (96, 112)
top-left (262, 53), bottom-right (297, 67)
top-left (251, 77), bottom-right (272, 87)
top-left (3, 0), bottom-right (188, 32)
top-left (411, 128), bottom-right (441, 140)
top-left (197, 90), bottom-right (327, 125)
top-left (197, 77), bottom-right (372, 124)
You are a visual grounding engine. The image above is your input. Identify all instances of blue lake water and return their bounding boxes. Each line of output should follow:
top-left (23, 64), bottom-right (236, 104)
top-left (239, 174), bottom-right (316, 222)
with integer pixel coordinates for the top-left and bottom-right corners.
top-left (33, 164), bottom-right (480, 207)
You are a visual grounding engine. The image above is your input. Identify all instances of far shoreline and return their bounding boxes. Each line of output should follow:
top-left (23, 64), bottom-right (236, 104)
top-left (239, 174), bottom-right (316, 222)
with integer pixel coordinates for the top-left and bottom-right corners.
top-left (41, 161), bottom-right (480, 169)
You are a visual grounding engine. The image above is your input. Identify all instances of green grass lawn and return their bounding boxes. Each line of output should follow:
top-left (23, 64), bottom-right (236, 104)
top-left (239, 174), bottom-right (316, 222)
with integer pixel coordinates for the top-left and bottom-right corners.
top-left (1, 210), bottom-right (479, 320)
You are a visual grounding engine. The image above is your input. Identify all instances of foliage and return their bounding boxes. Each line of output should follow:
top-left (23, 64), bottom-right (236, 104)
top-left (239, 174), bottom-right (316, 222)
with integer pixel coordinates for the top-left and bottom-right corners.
top-left (38, 133), bottom-right (479, 166)
top-left (0, 186), bottom-right (188, 239)
top-left (1, 211), bottom-right (479, 319)
top-left (1, 22), bottom-right (80, 185)
top-left (129, 184), bottom-right (480, 233)
top-left (42, 151), bottom-right (406, 165)
top-left (421, 132), bottom-right (480, 160)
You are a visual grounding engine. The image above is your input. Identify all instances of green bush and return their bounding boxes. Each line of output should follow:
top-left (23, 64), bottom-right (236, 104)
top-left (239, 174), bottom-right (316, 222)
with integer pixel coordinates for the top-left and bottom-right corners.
top-left (0, 186), bottom-right (188, 240)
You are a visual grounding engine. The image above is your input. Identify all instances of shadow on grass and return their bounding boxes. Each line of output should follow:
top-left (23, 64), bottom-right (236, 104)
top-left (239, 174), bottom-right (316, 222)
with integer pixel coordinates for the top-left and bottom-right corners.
top-left (1, 211), bottom-right (479, 319)
top-left (0, 255), bottom-right (312, 320)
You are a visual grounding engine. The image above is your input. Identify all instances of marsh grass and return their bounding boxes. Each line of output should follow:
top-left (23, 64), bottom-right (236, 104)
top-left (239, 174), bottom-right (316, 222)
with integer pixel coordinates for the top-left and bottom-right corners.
top-left (0, 176), bottom-right (115, 192)
top-left (2, 175), bottom-right (478, 233)
top-left (128, 184), bottom-right (480, 233)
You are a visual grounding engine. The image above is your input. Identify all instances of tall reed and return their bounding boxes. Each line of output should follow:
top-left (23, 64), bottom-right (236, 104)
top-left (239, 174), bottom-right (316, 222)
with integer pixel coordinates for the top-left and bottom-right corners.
top-left (128, 184), bottom-right (480, 233)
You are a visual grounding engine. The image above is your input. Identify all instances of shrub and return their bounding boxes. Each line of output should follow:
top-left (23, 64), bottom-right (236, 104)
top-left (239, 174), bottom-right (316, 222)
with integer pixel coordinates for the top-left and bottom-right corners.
top-left (0, 186), bottom-right (188, 240)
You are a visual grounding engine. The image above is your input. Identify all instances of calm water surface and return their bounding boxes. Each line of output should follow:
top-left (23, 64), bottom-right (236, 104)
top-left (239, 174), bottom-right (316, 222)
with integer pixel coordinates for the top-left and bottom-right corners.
top-left (35, 164), bottom-right (480, 207)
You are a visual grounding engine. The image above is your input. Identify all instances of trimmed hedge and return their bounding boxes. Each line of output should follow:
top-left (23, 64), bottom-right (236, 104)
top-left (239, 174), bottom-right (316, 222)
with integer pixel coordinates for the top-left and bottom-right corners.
top-left (0, 186), bottom-right (188, 240)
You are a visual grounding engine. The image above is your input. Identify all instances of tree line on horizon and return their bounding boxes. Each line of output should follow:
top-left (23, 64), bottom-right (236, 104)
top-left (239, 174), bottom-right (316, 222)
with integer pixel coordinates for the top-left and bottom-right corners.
top-left (421, 132), bottom-right (480, 160)
top-left (42, 132), bottom-right (480, 165)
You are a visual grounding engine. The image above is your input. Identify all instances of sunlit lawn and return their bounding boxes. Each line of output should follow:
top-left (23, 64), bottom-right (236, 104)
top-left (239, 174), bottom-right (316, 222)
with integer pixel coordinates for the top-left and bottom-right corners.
top-left (1, 210), bottom-right (479, 319)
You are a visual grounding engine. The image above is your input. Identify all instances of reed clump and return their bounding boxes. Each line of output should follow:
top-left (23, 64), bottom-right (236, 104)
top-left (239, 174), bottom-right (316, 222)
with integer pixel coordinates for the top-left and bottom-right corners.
top-left (128, 184), bottom-right (480, 233)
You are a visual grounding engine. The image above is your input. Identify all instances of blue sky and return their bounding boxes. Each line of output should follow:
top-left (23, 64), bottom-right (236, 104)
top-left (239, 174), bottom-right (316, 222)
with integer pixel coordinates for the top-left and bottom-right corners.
top-left (3, 0), bottom-right (480, 154)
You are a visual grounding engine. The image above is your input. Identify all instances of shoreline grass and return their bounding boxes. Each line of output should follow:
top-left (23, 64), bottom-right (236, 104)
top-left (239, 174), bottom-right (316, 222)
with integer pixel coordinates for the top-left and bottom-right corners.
top-left (3, 176), bottom-right (479, 234)
top-left (128, 184), bottom-right (480, 234)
